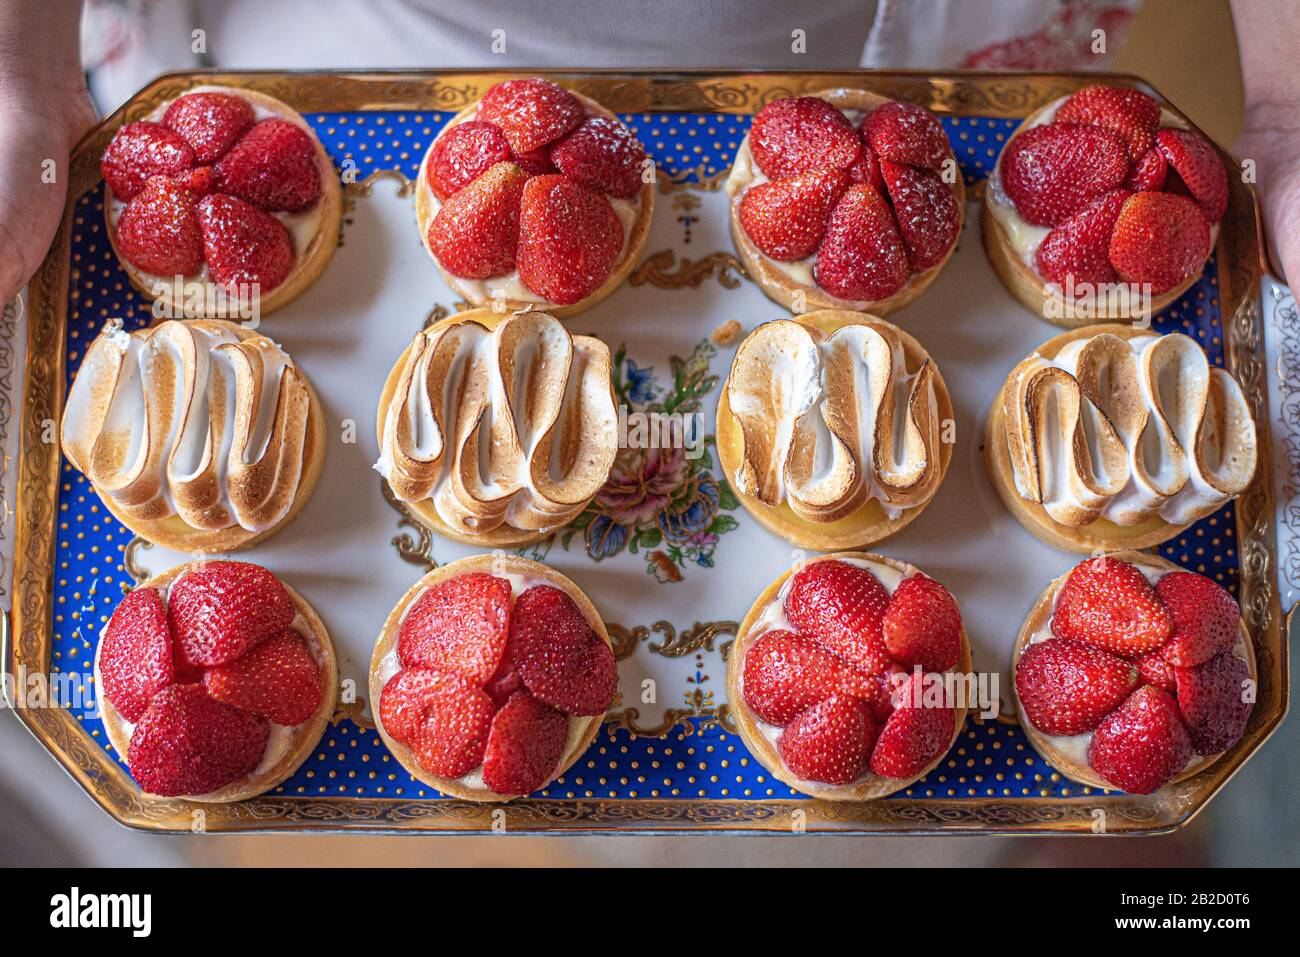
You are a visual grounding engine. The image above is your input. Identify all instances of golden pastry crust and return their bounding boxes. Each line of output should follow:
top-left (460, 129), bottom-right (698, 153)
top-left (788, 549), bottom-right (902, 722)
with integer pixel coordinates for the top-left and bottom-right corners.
top-left (104, 86), bottom-right (342, 319)
top-left (726, 89), bottom-right (965, 317)
top-left (726, 552), bottom-right (972, 801)
top-left (716, 309), bottom-right (953, 551)
top-left (1010, 549), bottom-right (1255, 790)
top-left (96, 560), bottom-right (339, 803)
top-left (368, 554), bottom-right (610, 803)
top-left (415, 89), bottom-right (654, 319)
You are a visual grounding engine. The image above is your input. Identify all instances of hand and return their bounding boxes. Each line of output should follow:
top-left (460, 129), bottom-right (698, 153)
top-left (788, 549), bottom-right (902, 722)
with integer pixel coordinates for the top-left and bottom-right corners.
top-left (1236, 105), bottom-right (1300, 286)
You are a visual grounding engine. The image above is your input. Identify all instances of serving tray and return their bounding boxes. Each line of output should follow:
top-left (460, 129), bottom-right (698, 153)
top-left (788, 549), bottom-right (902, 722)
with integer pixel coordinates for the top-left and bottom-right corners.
top-left (3, 70), bottom-right (1286, 834)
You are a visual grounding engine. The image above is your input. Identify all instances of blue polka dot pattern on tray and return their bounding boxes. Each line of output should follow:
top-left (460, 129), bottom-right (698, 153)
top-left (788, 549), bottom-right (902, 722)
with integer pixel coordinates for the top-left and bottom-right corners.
top-left (54, 109), bottom-right (1236, 803)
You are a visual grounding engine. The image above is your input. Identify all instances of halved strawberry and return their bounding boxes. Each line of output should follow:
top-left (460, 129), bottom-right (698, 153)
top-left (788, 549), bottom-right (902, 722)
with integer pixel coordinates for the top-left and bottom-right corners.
top-left (748, 96), bottom-right (860, 180)
top-left (784, 560), bottom-right (892, 676)
top-left (1136, 650), bottom-right (1177, 692)
top-left (741, 630), bottom-right (873, 726)
top-left (126, 684), bottom-right (268, 796)
top-left (197, 193), bottom-right (295, 293)
top-left (1108, 191), bottom-right (1210, 294)
top-left (813, 184), bottom-right (911, 301)
top-left (476, 78), bottom-right (585, 154)
top-left (863, 100), bottom-right (951, 171)
top-left (878, 160), bottom-right (959, 271)
top-left (405, 672), bottom-right (496, 778)
top-left (868, 672), bottom-right (955, 779)
top-left (115, 173), bottom-right (206, 277)
top-left (1035, 189), bottom-right (1130, 286)
top-left (846, 141), bottom-right (885, 192)
top-left (481, 691), bottom-right (568, 795)
top-left (509, 145), bottom-right (557, 176)
top-left (1155, 128), bottom-right (1228, 222)
top-left (1126, 147), bottom-right (1167, 191)
top-left (738, 168), bottom-right (847, 261)
top-left (99, 586), bottom-right (175, 723)
top-left (1174, 650), bottom-right (1252, 755)
top-left (550, 116), bottom-right (647, 199)
top-left (1000, 122), bottom-right (1129, 226)
top-left (517, 174), bottom-right (623, 305)
top-left (507, 584), bottom-right (617, 716)
top-left (162, 91), bottom-right (255, 165)
top-left (1051, 556), bottom-right (1172, 657)
top-left (428, 161), bottom-right (529, 279)
top-left (202, 629), bottom-right (322, 725)
top-left (425, 120), bottom-right (512, 201)
top-left (778, 694), bottom-right (877, 785)
top-left (215, 118), bottom-right (322, 213)
top-left (1056, 85), bottom-right (1161, 161)
top-left (101, 121), bottom-right (195, 201)
top-left (1015, 638), bottom-right (1139, 735)
top-left (397, 572), bottom-right (511, 684)
top-left (881, 574), bottom-right (962, 672)
top-left (1155, 571), bottom-right (1240, 667)
top-left (379, 668), bottom-right (450, 744)
top-left (168, 560), bottom-right (296, 669)
top-left (1087, 685), bottom-right (1192, 793)
top-left (484, 656), bottom-right (525, 709)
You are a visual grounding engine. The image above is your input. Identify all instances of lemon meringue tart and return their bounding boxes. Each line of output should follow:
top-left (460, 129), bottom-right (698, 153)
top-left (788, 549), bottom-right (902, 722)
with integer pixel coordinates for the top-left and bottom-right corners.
top-left (61, 318), bottom-right (326, 553)
top-left (716, 309), bottom-right (953, 551)
top-left (375, 308), bottom-right (618, 547)
top-left (985, 324), bottom-right (1257, 553)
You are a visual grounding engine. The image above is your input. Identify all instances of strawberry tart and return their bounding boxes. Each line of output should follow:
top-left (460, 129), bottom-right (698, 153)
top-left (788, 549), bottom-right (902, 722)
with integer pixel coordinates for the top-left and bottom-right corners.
top-left (716, 309), bottom-right (952, 550)
top-left (416, 77), bottom-right (654, 318)
top-left (1013, 553), bottom-right (1255, 794)
top-left (61, 318), bottom-right (327, 553)
top-left (95, 560), bottom-right (338, 801)
top-left (727, 554), bottom-right (971, 800)
top-left (986, 323), bottom-right (1257, 553)
top-left (982, 83), bottom-right (1229, 325)
top-left (369, 555), bottom-right (617, 802)
top-left (101, 85), bottom-right (342, 318)
top-left (725, 91), bottom-right (964, 316)
top-left (375, 309), bottom-right (617, 547)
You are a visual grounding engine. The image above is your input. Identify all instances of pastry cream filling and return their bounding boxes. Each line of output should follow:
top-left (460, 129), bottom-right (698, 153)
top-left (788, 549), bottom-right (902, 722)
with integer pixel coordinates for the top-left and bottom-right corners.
top-left (61, 319), bottom-right (310, 533)
top-left (1005, 332), bottom-right (1256, 527)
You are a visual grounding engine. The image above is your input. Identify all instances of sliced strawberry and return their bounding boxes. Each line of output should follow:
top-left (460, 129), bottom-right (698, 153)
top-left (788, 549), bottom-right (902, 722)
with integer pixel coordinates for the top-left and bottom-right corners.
top-left (517, 174), bottom-right (623, 305)
top-left (1174, 650), bottom-right (1252, 755)
top-left (1056, 85), bottom-right (1161, 161)
top-left (380, 668), bottom-right (449, 744)
top-left (397, 572), bottom-right (511, 683)
top-left (1126, 147), bottom-right (1167, 191)
top-left (162, 91), bottom-right (255, 165)
top-left (507, 584), bottom-right (617, 716)
top-left (846, 141), bottom-right (885, 192)
top-left (115, 173), bottom-right (206, 277)
top-left (868, 672), bottom-right (955, 779)
top-left (1155, 571), bottom-right (1240, 667)
top-left (1051, 556), bottom-right (1172, 657)
top-left (127, 684), bottom-right (268, 796)
top-left (784, 560), bottom-right (892, 676)
top-left (168, 560), bottom-right (296, 669)
top-left (1108, 191), bottom-right (1210, 294)
top-left (425, 120), bottom-right (512, 201)
top-left (738, 168), bottom-right (846, 261)
top-left (1155, 128), bottom-right (1228, 222)
top-left (1015, 638), bottom-right (1139, 735)
top-left (881, 574), bottom-right (962, 672)
top-left (550, 116), bottom-right (647, 199)
top-left (748, 96), bottom-right (860, 179)
top-left (101, 121), bottom-right (195, 201)
top-left (1087, 685), bottom-right (1192, 793)
top-left (476, 78), bottom-right (585, 154)
top-left (1136, 650), bottom-right (1177, 692)
top-left (484, 656), bottom-right (525, 708)
top-left (741, 630), bottom-right (873, 726)
top-left (214, 118), bottom-right (322, 213)
top-left (1000, 122), bottom-right (1129, 226)
top-left (481, 691), bottom-right (568, 795)
top-left (202, 629), bottom-right (322, 725)
top-left (1035, 189), bottom-right (1130, 286)
top-left (878, 160), bottom-right (960, 271)
top-left (813, 184), bottom-right (911, 301)
top-left (197, 193), bottom-right (295, 293)
top-left (863, 100), bottom-right (951, 171)
top-left (99, 587), bottom-right (174, 723)
top-left (406, 672), bottom-right (496, 778)
top-left (778, 694), bottom-right (877, 785)
top-left (429, 161), bottom-right (528, 280)
top-left (509, 145), bottom-right (557, 176)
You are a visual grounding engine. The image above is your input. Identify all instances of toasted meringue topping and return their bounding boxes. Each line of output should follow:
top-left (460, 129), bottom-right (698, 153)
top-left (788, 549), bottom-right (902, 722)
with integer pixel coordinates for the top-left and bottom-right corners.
top-left (1005, 332), bottom-right (1257, 526)
top-left (727, 318), bottom-right (941, 522)
top-left (376, 311), bottom-right (618, 534)
top-left (61, 319), bottom-right (311, 533)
